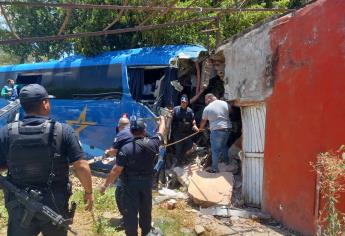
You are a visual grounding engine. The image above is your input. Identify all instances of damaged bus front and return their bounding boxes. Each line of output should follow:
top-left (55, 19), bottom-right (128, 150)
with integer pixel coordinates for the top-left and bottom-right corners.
top-left (0, 45), bottom-right (208, 172)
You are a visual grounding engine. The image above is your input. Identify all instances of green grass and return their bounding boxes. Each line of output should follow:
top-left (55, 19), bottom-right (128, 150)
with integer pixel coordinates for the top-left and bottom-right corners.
top-left (0, 191), bottom-right (8, 228)
top-left (1, 187), bottom-right (196, 236)
top-left (71, 187), bottom-right (124, 236)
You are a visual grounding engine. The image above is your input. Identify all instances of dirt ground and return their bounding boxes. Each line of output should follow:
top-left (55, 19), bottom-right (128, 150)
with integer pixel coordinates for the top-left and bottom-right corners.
top-left (0, 173), bottom-right (296, 236)
top-left (67, 173), bottom-right (296, 236)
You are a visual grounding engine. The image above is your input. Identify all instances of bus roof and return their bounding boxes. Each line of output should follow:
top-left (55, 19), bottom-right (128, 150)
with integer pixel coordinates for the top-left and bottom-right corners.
top-left (0, 44), bottom-right (207, 72)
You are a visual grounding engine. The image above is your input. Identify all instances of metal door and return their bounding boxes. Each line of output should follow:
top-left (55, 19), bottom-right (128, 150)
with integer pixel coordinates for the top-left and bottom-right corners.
top-left (241, 103), bottom-right (266, 207)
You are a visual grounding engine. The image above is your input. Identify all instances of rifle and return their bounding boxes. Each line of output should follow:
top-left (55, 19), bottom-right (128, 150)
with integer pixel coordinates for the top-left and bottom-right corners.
top-left (0, 175), bottom-right (77, 235)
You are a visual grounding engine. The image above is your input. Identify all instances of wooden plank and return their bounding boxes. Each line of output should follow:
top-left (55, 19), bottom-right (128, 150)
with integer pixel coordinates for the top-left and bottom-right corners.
top-left (58, 8), bottom-right (72, 35)
top-left (0, 5), bottom-right (20, 39)
top-left (0, 2), bottom-right (292, 13)
top-left (0, 16), bottom-right (216, 45)
top-left (103, 0), bottom-right (129, 31)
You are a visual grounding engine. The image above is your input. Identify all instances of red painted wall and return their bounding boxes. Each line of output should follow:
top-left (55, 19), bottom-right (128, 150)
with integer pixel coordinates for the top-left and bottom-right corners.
top-left (264, 0), bottom-right (345, 235)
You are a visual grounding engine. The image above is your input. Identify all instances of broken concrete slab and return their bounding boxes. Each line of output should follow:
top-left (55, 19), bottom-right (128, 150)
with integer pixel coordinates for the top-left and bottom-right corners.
top-left (200, 206), bottom-right (271, 220)
top-left (188, 170), bottom-right (234, 207)
top-left (194, 225), bottom-right (206, 235)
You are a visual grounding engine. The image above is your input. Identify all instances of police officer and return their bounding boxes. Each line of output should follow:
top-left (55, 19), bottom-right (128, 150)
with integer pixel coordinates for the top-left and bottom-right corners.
top-left (100, 116), bottom-right (165, 236)
top-left (171, 95), bottom-right (199, 166)
top-left (0, 84), bottom-right (93, 236)
top-left (103, 116), bottom-right (133, 221)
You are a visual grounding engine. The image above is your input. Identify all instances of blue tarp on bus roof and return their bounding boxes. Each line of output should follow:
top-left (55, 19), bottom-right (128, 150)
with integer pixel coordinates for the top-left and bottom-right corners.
top-left (0, 44), bottom-right (207, 72)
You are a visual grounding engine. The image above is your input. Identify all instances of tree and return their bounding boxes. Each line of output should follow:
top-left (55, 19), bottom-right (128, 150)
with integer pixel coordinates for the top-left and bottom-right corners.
top-left (0, 0), bottom-right (289, 62)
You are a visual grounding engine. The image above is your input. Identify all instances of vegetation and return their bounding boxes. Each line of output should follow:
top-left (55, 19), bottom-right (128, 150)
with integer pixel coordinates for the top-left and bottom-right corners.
top-left (0, 191), bottom-right (8, 230)
top-left (0, 186), bottom-right (197, 236)
top-left (0, 0), bottom-right (310, 63)
top-left (311, 145), bottom-right (345, 236)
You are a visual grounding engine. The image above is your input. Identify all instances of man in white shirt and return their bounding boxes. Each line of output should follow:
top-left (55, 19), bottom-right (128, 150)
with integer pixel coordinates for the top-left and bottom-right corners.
top-left (199, 93), bottom-right (231, 173)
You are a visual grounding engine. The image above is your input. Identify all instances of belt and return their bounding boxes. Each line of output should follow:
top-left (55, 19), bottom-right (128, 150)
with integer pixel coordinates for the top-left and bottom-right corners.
top-left (213, 128), bottom-right (231, 132)
top-left (122, 175), bottom-right (152, 181)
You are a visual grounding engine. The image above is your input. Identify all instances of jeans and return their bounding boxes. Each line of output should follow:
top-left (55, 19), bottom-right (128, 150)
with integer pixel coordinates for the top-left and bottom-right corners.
top-left (210, 129), bottom-right (230, 171)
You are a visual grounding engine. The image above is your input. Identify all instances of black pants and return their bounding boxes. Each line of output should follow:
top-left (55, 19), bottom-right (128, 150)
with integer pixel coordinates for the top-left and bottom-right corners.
top-left (5, 187), bottom-right (69, 236)
top-left (115, 184), bottom-right (124, 216)
top-left (122, 177), bottom-right (152, 236)
top-left (173, 134), bottom-right (193, 165)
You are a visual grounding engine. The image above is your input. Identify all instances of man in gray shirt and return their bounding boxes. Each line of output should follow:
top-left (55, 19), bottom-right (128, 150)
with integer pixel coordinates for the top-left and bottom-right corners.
top-left (200, 93), bottom-right (231, 173)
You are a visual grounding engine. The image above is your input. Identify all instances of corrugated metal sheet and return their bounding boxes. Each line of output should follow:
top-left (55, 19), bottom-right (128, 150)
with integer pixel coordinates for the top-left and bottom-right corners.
top-left (241, 104), bottom-right (266, 207)
top-left (242, 153), bottom-right (264, 206)
top-left (241, 104), bottom-right (266, 153)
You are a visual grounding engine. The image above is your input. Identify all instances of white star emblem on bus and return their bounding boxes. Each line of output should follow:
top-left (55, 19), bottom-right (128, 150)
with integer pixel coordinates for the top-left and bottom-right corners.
top-left (66, 105), bottom-right (96, 137)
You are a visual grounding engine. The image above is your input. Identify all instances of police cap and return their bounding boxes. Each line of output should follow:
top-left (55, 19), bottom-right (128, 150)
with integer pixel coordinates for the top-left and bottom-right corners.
top-left (130, 118), bottom-right (146, 132)
top-left (180, 94), bottom-right (189, 103)
top-left (19, 84), bottom-right (52, 104)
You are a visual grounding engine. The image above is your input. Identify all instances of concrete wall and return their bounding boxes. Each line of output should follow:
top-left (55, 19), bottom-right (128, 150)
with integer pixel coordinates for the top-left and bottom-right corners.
top-left (264, 0), bottom-right (345, 234)
top-left (219, 0), bottom-right (345, 234)
top-left (218, 20), bottom-right (276, 102)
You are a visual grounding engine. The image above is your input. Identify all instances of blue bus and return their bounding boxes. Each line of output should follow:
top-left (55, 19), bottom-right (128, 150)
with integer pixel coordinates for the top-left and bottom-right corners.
top-left (0, 45), bottom-right (207, 171)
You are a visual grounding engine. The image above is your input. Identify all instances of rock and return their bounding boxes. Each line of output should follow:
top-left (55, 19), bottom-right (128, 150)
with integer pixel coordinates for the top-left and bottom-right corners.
top-left (180, 227), bottom-right (193, 234)
top-left (194, 225), bottom-right (206, 235)
top-left (167, 199), bottom-right (177, 210)
top-left (188, 170), bottom-right (234, 207)
top-left (102, 212), bottom-right (117, 219)
top-left (195, 214), bottom-right (237, 235)
top-left (172, 167), bottom-right (190, 187)
top-left (218, 162), bottom-right (238, 173)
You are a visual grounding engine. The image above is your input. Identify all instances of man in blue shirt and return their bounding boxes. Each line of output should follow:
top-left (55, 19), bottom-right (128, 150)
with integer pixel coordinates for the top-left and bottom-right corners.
top-left (0, 84), bottom-right (93, 236)
top-left (104, 116), bottom-right (133, 221)
top-left (100, 117), bottom-right (165, 236)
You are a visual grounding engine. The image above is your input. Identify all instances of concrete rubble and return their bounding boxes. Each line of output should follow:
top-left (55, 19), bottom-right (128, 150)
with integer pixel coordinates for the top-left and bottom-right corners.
top-left (194, 224), bottom-right (206, 235)
top-left (171, 153), bottom-right (239, 208)
top-left (153, 187), bottom-right (188, 204)
top-left (200, 206), bottom-right (271, 220)
top-left (188, 169), bottom-right (234, 207)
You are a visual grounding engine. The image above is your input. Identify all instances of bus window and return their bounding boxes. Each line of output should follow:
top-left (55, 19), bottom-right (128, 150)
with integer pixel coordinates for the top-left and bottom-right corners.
top-left (39, 64), bottom-right (123, 99)
top-left (128, 67), bottom-right (166, 104)
top-left (17, 74), bottom-right (42, 85)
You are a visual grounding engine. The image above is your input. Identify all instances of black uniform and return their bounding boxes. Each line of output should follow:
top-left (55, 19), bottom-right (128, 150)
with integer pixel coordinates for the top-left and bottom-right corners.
top-left (116, 134), bottom-right (162, 236)
top-left (171, 106), bottom-right (195, 164)
top-left (0, 116), bottom-right (84, 236)
top-left (112, 127), bottom-right (133, 216)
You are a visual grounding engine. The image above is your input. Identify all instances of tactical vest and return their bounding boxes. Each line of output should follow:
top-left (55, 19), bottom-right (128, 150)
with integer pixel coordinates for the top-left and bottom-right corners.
top-left (122, 137), bottom-right (156, 179)
top-left (6, 120), bottom-right (69, 188)
top-left (172, 107), bottom-right (193, 135)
